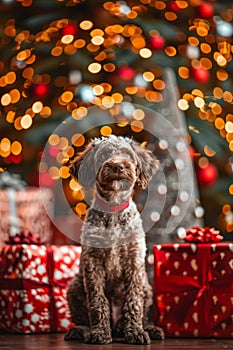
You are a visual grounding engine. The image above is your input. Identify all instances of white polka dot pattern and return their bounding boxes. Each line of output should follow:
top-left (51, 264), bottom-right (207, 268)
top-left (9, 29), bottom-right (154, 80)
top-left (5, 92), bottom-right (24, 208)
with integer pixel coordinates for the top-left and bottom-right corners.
top-left (0, 245), bottom-right (81, 333)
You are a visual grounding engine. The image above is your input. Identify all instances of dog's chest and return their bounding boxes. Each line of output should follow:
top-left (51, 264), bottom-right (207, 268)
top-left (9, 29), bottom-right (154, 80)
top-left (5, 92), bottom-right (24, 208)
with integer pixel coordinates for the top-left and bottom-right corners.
top-left (104, 241), bottom-right (146, 282)
top-left (82, 202), bottom-right (145, 248)
top-left (104, 247), bottom-right (124, 280)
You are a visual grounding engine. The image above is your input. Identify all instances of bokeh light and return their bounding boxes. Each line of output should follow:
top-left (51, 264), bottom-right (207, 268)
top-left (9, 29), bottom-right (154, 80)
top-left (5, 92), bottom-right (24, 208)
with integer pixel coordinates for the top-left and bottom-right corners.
top-left (0, 0), bottom-right (232, 238)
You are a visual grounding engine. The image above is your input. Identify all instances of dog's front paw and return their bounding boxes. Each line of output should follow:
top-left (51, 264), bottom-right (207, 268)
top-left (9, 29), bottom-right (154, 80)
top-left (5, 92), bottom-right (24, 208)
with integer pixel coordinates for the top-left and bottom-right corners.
top-left (144, 325), bottom-right (165, 340)
top-left (86, 329), bottom-right (112, 344)
top-left (124, 327), bottom-right (151, 345)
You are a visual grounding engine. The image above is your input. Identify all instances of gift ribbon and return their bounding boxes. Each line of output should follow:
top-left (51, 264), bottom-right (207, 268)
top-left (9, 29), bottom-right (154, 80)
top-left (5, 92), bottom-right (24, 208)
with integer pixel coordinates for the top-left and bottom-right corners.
top-left (0, 172), bottom-right (27, 236)
top-left (154, 244), bottom-right (233, 336)
top-left (0, 171), bottom-right (27, 189)
top-left (7, 188), bottom-right (19, 236)
top-left (0, 246), bottom-right (68, 332)
top-left (5, 231), bottom-right (45, 245)
top-left (0, 276), bottom-right (67, 291)
top-left (46, 246), bottom-right (58, 332)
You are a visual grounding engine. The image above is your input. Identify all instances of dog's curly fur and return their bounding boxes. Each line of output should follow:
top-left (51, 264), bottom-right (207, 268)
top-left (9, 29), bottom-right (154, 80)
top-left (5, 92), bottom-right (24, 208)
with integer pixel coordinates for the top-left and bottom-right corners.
top-left (65, 135), bottom-right (164, 344)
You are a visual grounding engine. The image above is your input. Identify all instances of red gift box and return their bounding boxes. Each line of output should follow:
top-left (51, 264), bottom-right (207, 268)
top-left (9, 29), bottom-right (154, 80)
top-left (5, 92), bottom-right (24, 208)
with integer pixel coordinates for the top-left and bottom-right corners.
top-left (0, 244), bottom-right (81, 333)
top-left (0, 186), bottom-right (53, 245)
top-left (153, 243), bottom-right (233, 338)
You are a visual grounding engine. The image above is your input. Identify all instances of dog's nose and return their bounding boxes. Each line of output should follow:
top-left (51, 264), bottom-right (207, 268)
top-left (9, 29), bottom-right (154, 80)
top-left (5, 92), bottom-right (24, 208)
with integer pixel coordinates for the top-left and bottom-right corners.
top-left (113, 163), bottom-right (124, 172)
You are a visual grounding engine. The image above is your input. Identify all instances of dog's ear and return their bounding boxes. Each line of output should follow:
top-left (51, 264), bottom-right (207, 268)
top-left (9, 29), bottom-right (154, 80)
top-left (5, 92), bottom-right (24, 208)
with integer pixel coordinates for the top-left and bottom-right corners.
top-left (131, 140), bottom-right (159, 189)
top-left (69, 140), bottom-right (96, 190)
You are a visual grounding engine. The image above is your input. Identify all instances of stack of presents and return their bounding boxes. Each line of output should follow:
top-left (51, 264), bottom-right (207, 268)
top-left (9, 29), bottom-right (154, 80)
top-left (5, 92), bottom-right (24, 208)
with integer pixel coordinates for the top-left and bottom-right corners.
top-left (0, 172), bottom-right (232, 337)
top-left (0, 172), bottom-right (81, 333)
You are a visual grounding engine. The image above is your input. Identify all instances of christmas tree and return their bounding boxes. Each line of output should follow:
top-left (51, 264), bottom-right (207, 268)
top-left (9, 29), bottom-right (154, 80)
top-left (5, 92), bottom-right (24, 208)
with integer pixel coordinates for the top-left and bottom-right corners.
top-left (0, 0), bottom-right (232, 240)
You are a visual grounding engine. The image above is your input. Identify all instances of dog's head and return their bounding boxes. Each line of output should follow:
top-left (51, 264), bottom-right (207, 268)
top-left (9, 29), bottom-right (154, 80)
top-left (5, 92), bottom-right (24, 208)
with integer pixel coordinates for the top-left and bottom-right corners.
top-left (69, 135), bottom-right (159, 194)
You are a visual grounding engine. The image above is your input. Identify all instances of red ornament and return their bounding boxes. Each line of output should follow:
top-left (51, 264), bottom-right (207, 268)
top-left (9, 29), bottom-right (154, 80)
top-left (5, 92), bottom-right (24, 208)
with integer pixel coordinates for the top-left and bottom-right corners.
top-left (49, 146), bottom-right (59, 158)
top-left (61, 24), bottom-right (77, 37)
top-left (39, 172), bottom-right (54, 187)
top-left (10, 154), bottom-right (23, 164)
top-left (188, 146), bottom-right (195, 160)
top-left (34, 84), bottom-right (49, 98)
top-left (168, 1), bottom-right (181, 12)
top-left (196, 163), bottom-right (218, 186)
top-left (150, 35), bottom-right (165, 50)
top-left (191, 67), bottom-right (210, 83)
top-left (197, 2), bottom-right (214, 19)
top-left (119, 67), bottom-right (135, 80)
top-left (4, 154), bottom-right (22, 164)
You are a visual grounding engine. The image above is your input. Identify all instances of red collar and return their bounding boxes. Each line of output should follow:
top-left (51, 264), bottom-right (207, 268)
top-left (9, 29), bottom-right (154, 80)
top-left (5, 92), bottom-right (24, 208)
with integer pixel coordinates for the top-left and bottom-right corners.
top-left (94, 193), bottom-right (131, 213)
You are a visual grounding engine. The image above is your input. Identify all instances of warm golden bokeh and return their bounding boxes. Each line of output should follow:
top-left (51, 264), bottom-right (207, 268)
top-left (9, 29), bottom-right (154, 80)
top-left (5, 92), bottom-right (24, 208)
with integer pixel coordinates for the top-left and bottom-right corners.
top-left (0, 0), bottom-right (232, 233)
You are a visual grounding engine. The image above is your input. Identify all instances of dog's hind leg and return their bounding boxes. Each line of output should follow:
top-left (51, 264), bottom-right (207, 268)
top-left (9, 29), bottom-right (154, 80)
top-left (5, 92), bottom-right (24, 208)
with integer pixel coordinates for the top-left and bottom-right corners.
top-left (66, 274), bottom-right (89, 326)
top-left (64, 274), bottom-right (90, 341)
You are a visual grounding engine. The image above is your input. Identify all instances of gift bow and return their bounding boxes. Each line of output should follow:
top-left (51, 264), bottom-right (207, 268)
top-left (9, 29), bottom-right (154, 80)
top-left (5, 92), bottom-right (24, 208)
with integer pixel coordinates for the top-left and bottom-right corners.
top-left (5, 231), bottom-right (45, 245)
top-left (0, 171), bottom-right (27, 189)
top-left (184, 226), bottom-right (223, 243)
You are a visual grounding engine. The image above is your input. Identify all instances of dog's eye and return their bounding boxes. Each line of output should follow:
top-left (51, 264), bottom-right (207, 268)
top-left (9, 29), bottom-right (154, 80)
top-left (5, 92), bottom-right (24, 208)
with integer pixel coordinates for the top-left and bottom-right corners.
top-left (100, 154), bottom-right (108, 161)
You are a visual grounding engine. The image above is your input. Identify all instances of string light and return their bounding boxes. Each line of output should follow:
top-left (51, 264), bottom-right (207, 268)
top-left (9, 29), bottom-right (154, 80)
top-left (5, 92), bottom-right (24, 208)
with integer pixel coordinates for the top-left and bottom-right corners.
top-left (21, 114), bottom-right (32, 129)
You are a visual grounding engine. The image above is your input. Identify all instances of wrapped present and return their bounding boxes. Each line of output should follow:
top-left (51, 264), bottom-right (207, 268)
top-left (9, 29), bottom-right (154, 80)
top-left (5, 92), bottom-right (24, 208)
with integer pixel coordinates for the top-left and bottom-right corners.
top-left (0, 171), bottom-right (53, 245)
top-left (153, 239), bottom-right (233, 338)
top-left (0, 243), bottom-right (81, 333)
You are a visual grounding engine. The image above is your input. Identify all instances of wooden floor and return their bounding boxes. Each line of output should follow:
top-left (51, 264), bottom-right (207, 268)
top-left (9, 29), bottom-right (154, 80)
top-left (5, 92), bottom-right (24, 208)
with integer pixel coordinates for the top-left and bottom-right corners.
top-left (0, 333), bottom-right (233, 349)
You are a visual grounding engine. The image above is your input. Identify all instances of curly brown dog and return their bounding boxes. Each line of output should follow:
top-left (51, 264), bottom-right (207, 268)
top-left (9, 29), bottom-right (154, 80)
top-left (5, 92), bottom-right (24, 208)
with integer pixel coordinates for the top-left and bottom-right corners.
top-left (65, 135), bottom-right (164, 344)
